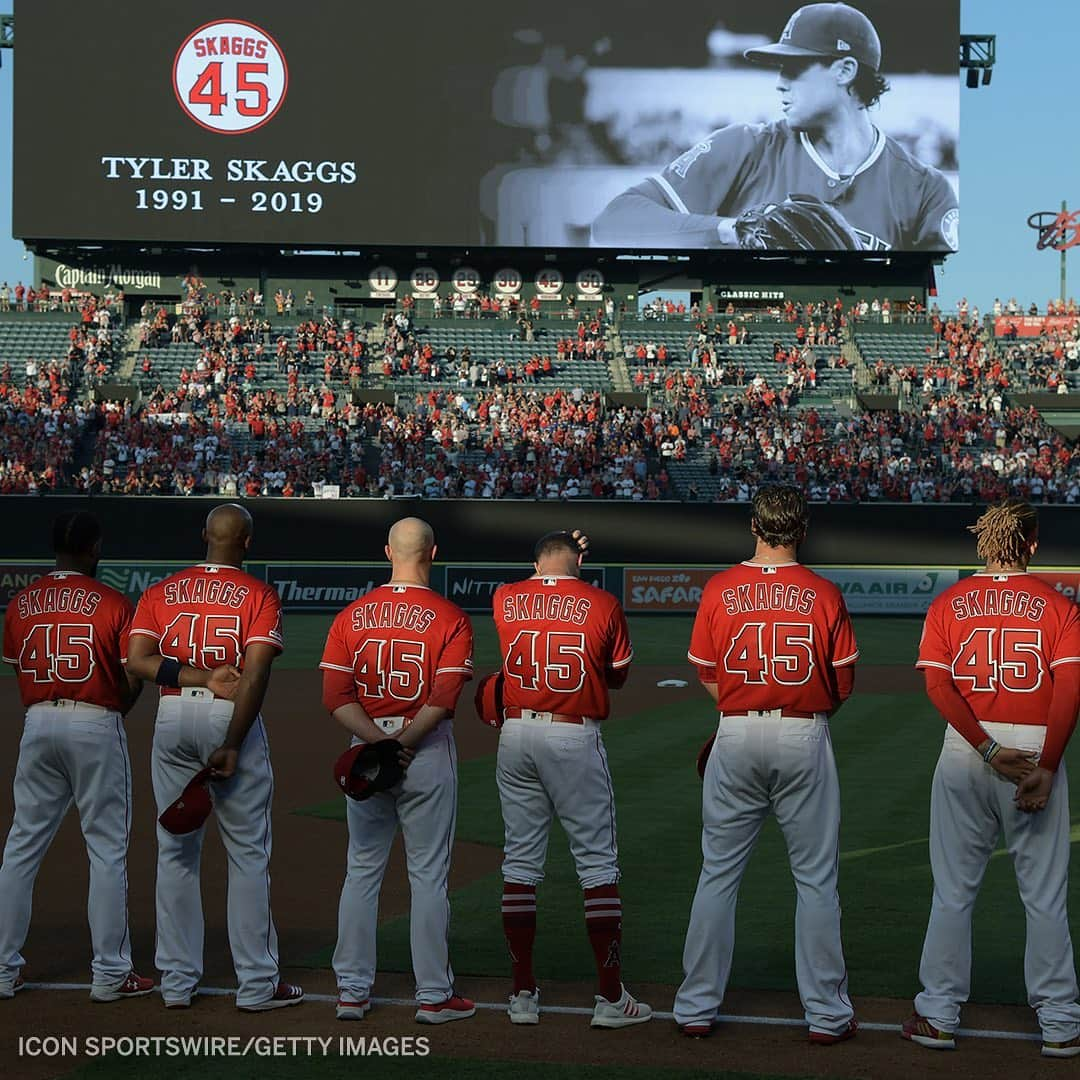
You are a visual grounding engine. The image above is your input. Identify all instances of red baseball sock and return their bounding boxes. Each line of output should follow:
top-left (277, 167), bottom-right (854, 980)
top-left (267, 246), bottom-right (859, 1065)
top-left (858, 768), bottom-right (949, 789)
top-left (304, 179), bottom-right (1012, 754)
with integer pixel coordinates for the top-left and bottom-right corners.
top-left (502, 882), bottom-right (537, 994)
top-left (584, 884), bottom-right (622, 1002)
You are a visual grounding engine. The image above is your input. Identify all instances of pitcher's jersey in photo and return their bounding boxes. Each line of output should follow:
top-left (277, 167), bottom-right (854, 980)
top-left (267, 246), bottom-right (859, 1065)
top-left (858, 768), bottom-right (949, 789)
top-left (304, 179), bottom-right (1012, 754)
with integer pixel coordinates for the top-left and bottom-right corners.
top-left (689, 561), bottom-right (858, 714)
top-left (130, 563), bottom-right (284, 680)
top-left (638, 120), bottom-right (958, 252)
top-left (916, 572), bottom-right (1080, 727)
top-left (2, 570), bottom-right (134, 710)
top-left (319, 583), bottom-right (473, 720)
top-left (493, 574), bottom-right (633, 720)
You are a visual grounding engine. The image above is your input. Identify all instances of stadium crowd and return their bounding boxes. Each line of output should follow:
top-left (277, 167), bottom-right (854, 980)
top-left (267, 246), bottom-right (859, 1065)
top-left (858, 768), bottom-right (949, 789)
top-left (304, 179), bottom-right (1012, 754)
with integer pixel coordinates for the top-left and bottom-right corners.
top-left (1, 281), bottom-right (1078, 501)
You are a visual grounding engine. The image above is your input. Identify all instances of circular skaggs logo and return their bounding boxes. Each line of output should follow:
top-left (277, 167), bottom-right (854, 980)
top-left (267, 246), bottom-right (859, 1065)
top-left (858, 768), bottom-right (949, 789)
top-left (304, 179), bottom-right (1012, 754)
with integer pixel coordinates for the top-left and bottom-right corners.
top-left (173, 20), bottom-right (288, 134)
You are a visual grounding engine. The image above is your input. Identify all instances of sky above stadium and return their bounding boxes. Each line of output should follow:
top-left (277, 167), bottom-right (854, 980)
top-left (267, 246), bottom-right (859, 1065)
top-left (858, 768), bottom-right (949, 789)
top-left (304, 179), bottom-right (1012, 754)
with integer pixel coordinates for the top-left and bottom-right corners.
top-left (0, 0), bottom-right (1074, 313)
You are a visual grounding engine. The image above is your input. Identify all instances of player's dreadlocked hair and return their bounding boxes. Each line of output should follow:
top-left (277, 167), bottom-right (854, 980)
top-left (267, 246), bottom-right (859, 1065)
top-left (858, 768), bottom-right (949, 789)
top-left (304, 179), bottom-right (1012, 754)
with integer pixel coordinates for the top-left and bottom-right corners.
top-left (968, 500), bottom-right (1039, 566)
top-left (751, 484), bottom-right (809, 549)
top-left (52, 511), bottom-right (102, 556)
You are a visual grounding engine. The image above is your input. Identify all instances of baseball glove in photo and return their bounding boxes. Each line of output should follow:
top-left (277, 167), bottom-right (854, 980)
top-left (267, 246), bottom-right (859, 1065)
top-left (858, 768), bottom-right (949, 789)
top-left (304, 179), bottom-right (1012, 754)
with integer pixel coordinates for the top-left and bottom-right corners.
top-left (734, 193), bottom-right (863, 250)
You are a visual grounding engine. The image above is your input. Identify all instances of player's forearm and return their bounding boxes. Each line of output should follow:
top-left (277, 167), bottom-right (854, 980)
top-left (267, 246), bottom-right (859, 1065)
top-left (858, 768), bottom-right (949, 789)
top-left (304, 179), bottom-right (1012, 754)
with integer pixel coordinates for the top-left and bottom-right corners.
top-left (700, 681), bottom-right (721, 704)
top-left (331, 702), bottom-right (385, 745)
top-left (220, 664), bottom-right (271, 750)
top-left (1039, 666), bottom-right (1080, 773)
top-left (924, 669), bottom-right (986, 750)
top-left (592, 192), bottom-right (735, 248)
top-left (126, 648), bottom-right (215, 689)
top-left (398, 704), bottom-right (451, 749)
top-left (827, 665), bottom-right (855, 717)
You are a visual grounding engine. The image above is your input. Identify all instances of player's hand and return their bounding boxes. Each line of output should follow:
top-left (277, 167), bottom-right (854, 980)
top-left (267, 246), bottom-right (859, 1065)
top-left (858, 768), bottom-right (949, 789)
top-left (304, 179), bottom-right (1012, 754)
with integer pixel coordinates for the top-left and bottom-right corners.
top-left (569, 528), bottom-right (590, 558)
top-left (207, 746), bottom-right (239, 781)
top-left (206, 664), bottom-right (242, 699)
top-left (989, 746), bottom-right (1038, 784)
top-left (396, 746), bottom-right (416, 770)
top-left (1014, 766), bottom-right (1053, 812)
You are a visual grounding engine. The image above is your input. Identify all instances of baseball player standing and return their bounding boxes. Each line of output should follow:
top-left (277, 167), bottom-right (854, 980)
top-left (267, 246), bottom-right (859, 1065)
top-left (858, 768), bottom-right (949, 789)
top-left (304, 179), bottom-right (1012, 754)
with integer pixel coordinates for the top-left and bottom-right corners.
top-left (320, 517), bottom-right (476, 1024)
top-left (905, 500), bottom-right (1080, 1058)
top-left (673, 485), bottom-right (858, 1042)
top-left (126, 504), bottom-right (302, 1012)
top-left (489, 530), bottom-right (649, 1028)
top-left (592, 3), bottom-right (958, 252)
top-left (0, 512), bottom-right (153, 1002)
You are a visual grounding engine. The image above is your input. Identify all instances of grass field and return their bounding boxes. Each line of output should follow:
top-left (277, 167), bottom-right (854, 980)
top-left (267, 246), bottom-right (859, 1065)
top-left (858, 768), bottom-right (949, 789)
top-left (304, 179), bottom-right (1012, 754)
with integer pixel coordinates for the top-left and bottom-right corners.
top-left (280, 614), bottom-right (1080, 1006)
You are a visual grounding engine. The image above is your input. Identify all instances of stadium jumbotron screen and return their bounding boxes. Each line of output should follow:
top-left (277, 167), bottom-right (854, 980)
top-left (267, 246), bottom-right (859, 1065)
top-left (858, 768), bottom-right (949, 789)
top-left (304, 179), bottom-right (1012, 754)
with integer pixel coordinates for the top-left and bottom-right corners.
top-left (13, 0), bottom-right (958, 253)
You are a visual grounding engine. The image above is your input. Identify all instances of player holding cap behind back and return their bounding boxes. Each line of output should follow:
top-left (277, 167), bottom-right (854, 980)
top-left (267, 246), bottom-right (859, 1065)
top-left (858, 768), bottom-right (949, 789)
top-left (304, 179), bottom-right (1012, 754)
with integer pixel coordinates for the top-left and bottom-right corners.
top-left (126, 504), bottom-right (302, 1012)
top-left (489, 530), bottom-right (649, 1028)
top-left (904, 500), bottom-right (1080, 1059)
top-left (592, 3), bottom-right (958, 252)
top-left (0, 512), bottom-right (152, 1002)
top-left (320, 517), bottom-right (476, 1025)
top-left (673, 484), bottom-right (859, 1043)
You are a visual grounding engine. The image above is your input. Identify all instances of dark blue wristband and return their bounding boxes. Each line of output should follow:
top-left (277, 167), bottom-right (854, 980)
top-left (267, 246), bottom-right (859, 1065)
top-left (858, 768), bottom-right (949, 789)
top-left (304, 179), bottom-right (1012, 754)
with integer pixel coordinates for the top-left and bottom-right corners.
top-left (156, 658), bottom-right (182, 688)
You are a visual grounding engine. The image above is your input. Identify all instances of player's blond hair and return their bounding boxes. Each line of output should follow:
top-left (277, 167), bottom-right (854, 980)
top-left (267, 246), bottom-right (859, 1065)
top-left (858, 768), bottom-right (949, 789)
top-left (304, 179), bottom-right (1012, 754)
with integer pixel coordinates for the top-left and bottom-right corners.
top-left (968, 499), bottom-right (1038, 566)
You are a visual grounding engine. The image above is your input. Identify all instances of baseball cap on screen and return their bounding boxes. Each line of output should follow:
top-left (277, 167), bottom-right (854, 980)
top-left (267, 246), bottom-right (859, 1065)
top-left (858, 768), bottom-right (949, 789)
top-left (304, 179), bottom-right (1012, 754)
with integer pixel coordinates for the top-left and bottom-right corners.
top-left (744, 3), bottom-right (882, 73)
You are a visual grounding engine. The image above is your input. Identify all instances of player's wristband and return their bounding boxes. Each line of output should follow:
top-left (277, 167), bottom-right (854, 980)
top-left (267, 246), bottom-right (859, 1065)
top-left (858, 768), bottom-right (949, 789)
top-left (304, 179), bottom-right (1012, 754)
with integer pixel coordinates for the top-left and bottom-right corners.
top-left (982, 740), bottom-right (1000, 763)
top-left (156, 658), bottom-right (183, 688)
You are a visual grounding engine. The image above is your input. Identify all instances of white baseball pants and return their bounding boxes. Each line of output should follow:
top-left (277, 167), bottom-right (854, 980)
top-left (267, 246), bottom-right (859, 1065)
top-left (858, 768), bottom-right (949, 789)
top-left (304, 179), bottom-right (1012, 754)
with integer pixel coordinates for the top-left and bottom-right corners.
top-left (673, 712), bottom-right (854, 1036)
top-left (915, 722), bottom-right (1080, 1043)
top-left (496, 716), bottom-right (620, 889)
top-left (151, 690), bottom-right (281, 1009)
top-left (0, 701), bottom-right (134, 995)
top-left (333, 720), bottom-right (458, 1005)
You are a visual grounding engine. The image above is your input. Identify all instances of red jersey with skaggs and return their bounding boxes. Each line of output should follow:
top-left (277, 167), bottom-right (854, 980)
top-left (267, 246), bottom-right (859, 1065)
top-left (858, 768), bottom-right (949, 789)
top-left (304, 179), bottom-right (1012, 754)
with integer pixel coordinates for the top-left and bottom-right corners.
top-left (2, 570), bottom-right (133, 711)
top-left (689, 562), bottom-right (858, 714)
top-left (319, 583), bottom-right (473, 720)
top-left (493, 575), bottom-right (633, 720)
top-left (916, 572), bottom-right (1080, 726)
top-left (130, 563), bottom-right (283, 687)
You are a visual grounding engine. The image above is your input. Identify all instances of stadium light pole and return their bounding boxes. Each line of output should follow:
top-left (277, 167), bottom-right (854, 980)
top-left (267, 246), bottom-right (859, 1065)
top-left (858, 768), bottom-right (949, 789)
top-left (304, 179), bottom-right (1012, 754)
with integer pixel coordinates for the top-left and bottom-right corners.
top-left (959, 34), bottom-right (996, 88)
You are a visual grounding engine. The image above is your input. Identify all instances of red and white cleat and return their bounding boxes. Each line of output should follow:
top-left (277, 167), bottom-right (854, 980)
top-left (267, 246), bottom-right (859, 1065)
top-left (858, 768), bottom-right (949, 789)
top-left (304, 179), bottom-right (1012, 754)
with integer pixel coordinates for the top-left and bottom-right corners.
top-left (91, 972), bottom-right (155, 1003)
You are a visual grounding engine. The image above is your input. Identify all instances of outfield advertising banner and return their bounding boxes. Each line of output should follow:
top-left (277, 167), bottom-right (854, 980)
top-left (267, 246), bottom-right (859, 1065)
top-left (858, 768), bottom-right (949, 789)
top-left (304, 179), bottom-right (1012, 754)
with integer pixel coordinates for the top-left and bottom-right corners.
top-left (623, 568), bottom-right (715, 613)
top-left (0, 564), bottom-right (53, 610)
top-left (1028, 571), bottom-right (1080, 604)
top-left (816, 568), bottom-right (959, 613)
top-left (622, 566), bottom-right (960, 614)
top-left (264, 564), bottom-right (392, 612)
top-left (446, 565), bottom-right (608, 613)
top-left (96, 562), bottom-right (187, 603)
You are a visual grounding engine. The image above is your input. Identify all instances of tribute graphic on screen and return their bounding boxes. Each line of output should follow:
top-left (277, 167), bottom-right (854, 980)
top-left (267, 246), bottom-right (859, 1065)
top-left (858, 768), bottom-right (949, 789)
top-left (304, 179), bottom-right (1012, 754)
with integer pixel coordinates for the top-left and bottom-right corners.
top-left (13, 0), bottom-right (959, 253)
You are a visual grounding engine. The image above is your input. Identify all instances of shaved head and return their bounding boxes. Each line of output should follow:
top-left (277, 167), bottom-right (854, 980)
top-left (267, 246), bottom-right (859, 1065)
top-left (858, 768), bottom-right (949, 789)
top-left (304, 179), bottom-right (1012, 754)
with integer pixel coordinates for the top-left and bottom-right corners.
top-left (204, 503), bottom-right (253, 546)
top-left (387, 517), bottom-right (435, 560)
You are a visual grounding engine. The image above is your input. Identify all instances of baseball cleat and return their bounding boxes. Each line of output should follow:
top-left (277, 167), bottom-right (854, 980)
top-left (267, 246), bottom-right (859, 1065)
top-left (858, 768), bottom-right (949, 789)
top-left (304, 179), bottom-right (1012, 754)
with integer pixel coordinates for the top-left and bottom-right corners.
top-left (810, 1018), bottom-right (858, 1045)
top-left (902, 1013), bottom-right (956, 1050)
top-left (680, 1021), bottom-right (714, 1038)
top-left (1042, 1033), bottom-right (1080, 1058)
top-left (336, 997), bottom-right (371, 1021)
top-left (238, 981), bottom-right (304, 1012)
top-left (0, 974), bottom-right (25, 1000)
top-left (590, 984), bottom-right (652, 1028)
top-left (90, 972), bottom-right (155, 1003)
top-left (415, 995), bottom-right (476, 1024)
top-left (508, 988), bottom-right (540, 1025)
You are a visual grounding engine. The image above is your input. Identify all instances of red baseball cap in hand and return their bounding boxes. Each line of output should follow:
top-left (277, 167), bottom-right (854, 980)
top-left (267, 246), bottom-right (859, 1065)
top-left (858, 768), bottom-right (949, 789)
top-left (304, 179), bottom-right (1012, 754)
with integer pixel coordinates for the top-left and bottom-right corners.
top-left (158, 768), bottom-right (213, 835)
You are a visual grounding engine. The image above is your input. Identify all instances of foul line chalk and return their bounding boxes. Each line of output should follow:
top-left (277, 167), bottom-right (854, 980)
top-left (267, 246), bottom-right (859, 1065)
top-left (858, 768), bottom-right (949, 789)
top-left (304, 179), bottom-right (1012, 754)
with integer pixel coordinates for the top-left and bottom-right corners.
top-left (23, 983), bottom-right (1041, 1043)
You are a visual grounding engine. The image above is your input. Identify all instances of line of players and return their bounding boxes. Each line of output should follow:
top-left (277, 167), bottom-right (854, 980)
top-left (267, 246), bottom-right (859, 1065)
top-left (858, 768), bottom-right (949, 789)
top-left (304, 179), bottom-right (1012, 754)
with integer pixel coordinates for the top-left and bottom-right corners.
top-left (0, 494), bottom-right (1078, 1056)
